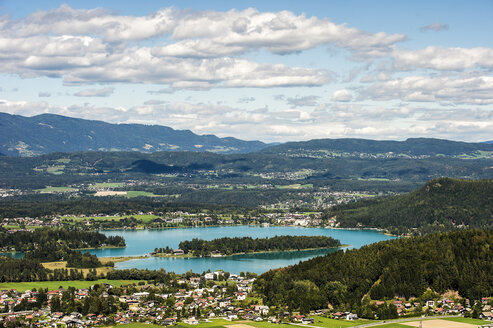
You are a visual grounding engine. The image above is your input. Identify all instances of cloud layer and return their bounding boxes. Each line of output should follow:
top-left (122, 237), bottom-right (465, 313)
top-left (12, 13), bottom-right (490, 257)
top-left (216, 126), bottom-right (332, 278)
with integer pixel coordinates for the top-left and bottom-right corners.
top-left (0, 4), bottom-right (492, 142)
top-left (0, 5), bottom-right (406, 88)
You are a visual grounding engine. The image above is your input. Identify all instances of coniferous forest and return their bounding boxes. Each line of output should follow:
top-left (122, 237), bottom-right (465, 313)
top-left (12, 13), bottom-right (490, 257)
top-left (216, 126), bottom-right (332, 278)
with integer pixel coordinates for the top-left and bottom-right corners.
top-left (255, 230), bottom-right (493, 313)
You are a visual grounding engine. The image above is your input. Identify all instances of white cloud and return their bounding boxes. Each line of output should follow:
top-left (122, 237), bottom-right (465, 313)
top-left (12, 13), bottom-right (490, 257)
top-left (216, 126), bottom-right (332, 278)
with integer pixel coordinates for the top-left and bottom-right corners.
top-left (331, 89), bottom-right (353, 102)
top-left (74, 87), bottom-right (115, 97)
top-left (420, 22), bottom-right (449, 32)
top-left (0, 5), bottom-right (405, 88)
top-left (361, 75), bottom-right (493, 105)
top-left (238, 97), bottom-right (255, 103)
top-left (155, 8), bottom-right (405, 57)
top-left (286, 95), bottom-right (319, 107)
top-left (393, 46), bottom-right (493, 70)
top-left (1, 97), bottom-right (492, 142)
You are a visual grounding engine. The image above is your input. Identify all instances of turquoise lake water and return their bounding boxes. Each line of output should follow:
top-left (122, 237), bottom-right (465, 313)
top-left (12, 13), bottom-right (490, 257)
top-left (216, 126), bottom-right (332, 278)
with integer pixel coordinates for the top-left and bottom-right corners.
top-left (85, 226), bottom-right (396, 274)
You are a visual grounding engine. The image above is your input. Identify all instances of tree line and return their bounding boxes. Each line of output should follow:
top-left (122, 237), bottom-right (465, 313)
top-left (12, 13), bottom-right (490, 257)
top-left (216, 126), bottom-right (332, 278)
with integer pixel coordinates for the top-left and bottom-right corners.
top-left (0, 227), bottom-right (125, 251)
top-left (170, 235), bottom-right (341, 256)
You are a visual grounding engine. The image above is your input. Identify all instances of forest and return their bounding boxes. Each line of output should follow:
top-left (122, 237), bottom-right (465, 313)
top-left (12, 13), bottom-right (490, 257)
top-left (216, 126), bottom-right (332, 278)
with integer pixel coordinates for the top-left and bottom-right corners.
top-left (170, 235), bottom-right (341, 256)
top-left (325, 177), bottom-right (493, 234)
top-left (0, 227), bottom-right (125, 252)
top-left (255, 230), bottom-right (493, 315)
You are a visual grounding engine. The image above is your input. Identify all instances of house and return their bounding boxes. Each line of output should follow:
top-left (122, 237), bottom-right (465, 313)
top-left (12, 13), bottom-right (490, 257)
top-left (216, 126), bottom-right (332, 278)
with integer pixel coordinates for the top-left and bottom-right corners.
top-left (163, 318), bottom-right (175, 325)
top-left (346, 313), bottom-right (358, 320)
top-left (293, 315), bottom-right (305, 322)
top-left (482, 312), bottom-right (493, 320)
top-left (302, 318), bottom-right (314, 324)
top-left (173, 249), bottom-right (185, 255)
top-left (183, 317), bottom-right (199, 325)
top-left (332, 312), bottom-right (343, 319)
top-left (235, 292), bottom-right (246, 301)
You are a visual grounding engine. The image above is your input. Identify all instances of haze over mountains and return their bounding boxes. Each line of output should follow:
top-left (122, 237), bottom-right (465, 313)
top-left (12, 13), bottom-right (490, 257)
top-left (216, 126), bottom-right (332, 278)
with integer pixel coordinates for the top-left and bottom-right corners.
top-left (0, 113), bottom-right (268, 156)
top-left (1, 112), bottom-right (493, 157)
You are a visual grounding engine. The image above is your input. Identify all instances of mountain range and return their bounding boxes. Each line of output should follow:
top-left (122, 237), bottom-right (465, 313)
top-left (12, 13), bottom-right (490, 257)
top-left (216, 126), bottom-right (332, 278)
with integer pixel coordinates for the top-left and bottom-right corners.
top-left (1, 112), bottom-right (493, 157)
top-left (0, 112), bottom-right (268, 156)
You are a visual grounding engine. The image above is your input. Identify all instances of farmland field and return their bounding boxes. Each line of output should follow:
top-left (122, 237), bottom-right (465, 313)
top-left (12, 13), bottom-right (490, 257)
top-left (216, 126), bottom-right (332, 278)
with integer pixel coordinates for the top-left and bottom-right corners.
top-left (0, 279), bottom-right (141, 292)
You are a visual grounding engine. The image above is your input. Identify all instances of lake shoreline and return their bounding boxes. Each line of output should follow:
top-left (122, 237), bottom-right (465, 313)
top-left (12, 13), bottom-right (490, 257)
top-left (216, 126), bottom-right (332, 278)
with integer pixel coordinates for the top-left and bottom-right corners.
top-left (150, 245), bottom-right (349, 258)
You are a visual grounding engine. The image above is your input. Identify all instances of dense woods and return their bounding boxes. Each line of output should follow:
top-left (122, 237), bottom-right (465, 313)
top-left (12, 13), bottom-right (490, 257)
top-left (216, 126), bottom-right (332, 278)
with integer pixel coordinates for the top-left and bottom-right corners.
top-left (0, 227), bottom-right (125, 252)
top-left (326, 177), bottom-right (493, 234)
top-left (255, 230), bottom-right (493, 314)
top-left (0, 257), bottom-right (49, 282)
top-left (172, 235), bottom-right (341, 256)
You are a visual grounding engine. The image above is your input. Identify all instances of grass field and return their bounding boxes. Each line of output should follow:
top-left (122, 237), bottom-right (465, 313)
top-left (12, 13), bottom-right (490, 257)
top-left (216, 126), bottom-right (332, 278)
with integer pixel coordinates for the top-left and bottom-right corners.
top-left (41, 261), bottom-right (114, 277)
top-left (177, 318), bottom-right (370, 328)
top-left (313, 316), bottom-right (372, 327)
top-left (92, 182), bottom-right (125, 188)
top-left (0, 279), bottom-right (141, 292)
top-left (275, 184), bottom-right (313, 189)
top-left (178, 319), bottom-right (294, 328)
top-left (114, 324), bottom-right (162, 328)
top-left (125, 191), bottom-right (167, 198)
top-left (442, 317), bottom-right (489, 325)
top-left (35, 186), bottom-right (77, 193)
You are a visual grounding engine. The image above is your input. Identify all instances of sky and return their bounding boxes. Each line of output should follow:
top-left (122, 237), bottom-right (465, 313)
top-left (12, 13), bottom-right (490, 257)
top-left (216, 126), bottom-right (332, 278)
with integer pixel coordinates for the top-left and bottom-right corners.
top-left (0, 0), bottom-right (492, 143)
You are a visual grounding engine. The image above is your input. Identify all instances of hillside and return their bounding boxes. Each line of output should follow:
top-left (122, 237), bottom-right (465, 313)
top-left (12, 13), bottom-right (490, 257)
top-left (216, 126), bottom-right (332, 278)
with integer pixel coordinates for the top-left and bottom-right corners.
top-left (261, 137), bottom-right (493, 158)
top-left (0, 112), bottom-right (267, 156)
top-left (256, 230), bottom-right (493, 313)
top-left (326, 178), bottom-right (493, 234)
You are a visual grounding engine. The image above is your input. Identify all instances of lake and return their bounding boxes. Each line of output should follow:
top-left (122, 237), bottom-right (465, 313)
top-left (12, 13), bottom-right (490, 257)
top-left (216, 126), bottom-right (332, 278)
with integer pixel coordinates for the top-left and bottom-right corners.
top-left (86, 226), bottom-right (396, 274)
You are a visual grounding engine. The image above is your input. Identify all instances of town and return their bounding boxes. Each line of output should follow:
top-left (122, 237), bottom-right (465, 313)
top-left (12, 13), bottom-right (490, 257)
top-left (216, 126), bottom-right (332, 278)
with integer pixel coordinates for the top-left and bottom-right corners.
top-left (1, 272), bottom-right (492, 327)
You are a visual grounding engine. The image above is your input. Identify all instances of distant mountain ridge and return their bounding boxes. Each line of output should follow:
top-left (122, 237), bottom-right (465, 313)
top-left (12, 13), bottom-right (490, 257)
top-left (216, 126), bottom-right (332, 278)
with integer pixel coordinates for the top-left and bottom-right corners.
top-left (0, 112), bottom-right (268, 156)
top-left (261, 137), bottom-right (493, 157)
top-left (1, 112), bottom-right (492, 157)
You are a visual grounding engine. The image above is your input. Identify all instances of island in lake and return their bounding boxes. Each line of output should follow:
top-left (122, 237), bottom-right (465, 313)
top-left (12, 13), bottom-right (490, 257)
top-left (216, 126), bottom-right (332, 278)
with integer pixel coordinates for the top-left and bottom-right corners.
top-left (151, 235), bottom-right (341, 257)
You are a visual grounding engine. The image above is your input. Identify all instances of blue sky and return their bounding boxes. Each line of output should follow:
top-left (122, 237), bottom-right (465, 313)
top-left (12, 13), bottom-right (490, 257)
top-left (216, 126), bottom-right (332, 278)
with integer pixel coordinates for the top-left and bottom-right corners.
top-left (0, 0), bottom-right (492, 142)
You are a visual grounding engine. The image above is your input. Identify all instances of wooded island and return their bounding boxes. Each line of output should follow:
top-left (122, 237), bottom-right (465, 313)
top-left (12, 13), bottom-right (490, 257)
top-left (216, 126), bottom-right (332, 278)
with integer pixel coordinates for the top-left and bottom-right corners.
top-left (152, 235), bottom-right (341, 257)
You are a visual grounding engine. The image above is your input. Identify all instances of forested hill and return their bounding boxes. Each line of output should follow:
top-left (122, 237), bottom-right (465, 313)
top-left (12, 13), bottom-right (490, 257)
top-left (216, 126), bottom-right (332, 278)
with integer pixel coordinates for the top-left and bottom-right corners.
top-left (0, 112), bottom-right (267, 156)
top-left (326, 177), bottom-right (493, 234)
top-left (260, 137), bottom-right (493, 157)
top-left (255, 230), bottom-right (493, 313)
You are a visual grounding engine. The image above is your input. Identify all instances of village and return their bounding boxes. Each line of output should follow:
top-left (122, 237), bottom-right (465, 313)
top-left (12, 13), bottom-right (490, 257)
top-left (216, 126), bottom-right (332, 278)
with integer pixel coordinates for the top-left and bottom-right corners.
top-left (1, 272), bottom-right (492, 327)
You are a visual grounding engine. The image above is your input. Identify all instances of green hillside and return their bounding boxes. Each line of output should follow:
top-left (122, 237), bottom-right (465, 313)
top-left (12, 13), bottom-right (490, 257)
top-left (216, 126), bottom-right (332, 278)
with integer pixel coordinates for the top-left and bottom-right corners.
top-left (256, 229), bottom-right (493, 313)
top-left (326, 178), bottom-right (493, 234)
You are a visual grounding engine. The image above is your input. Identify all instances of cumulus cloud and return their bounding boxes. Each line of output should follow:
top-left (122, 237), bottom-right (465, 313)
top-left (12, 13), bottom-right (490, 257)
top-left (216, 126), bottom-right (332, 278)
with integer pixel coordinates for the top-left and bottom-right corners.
top-left (420, 23), bottom-right (449, 32)
top-left (331, 89), bottom-right (353, 102)
top-left (361, 75), bottom-right (493, 105)
top-left (153, 8), bottom-right (405, 57)
top-left (0, 5), bottom-right (405, 88)
top-left (393, 46), bottom-right (493, 70)
top-left (74, 87), bottom-right (114, 97)
top-left (286, 95), bottom-right (319, 107)
top-left (238, 96), bottom-right (255, 103)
